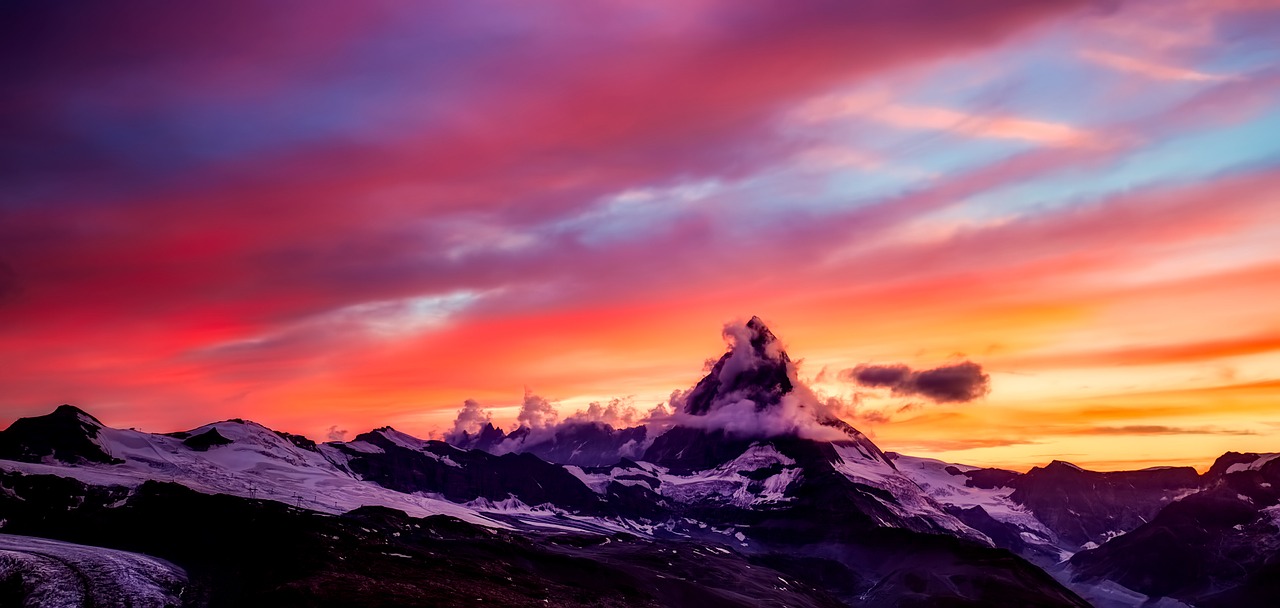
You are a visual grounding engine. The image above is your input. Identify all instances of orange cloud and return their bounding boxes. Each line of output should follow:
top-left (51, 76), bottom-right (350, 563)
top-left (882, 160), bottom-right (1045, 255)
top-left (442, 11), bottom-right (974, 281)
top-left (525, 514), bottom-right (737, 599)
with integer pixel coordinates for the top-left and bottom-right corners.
top-left (1008, 331), bottom-right (1280, 369)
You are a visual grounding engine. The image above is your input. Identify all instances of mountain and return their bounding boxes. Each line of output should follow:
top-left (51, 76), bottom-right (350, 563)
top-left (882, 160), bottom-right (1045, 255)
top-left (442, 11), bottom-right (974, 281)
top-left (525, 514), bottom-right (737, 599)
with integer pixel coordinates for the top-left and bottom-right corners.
top-left (643, 316), bottom-right (888, 473)
top-left (330, 426), bottom-right (610, 515)
top-left (0, 317), bottom-right (1273, 606)
top-left (1009, 460), bottom-right (1200, 548)
top-left (0, 404), bottom-right (121, 464)
top-left (449, 419), bottom-right (649, 467)
top-left (682, 316), bottom-right (795, 416)
top-left (1069, 452), bottom-right (1280, 607)
top-left (0, 473), bottom-right (844, 608)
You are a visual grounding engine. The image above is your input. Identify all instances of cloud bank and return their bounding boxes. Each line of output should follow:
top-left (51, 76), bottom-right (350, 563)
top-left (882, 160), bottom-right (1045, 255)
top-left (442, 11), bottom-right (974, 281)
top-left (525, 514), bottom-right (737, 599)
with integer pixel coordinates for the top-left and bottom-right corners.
top-left (442, 392), bottom-right (661, 465)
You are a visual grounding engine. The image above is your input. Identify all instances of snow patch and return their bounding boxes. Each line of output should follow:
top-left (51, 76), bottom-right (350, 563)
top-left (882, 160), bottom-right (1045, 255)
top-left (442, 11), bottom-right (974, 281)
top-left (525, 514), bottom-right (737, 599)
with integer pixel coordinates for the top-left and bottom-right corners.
top-left (340, 441), bottom-right (385, 454)
top-left (1226, 453), bottom-right (1280, 474)
top-left (891, 454), bottom-right (1054, 540)
top-left (657, 444), bottom-right (801, 509)
top-left (833, 449), bottom-right (987, 541)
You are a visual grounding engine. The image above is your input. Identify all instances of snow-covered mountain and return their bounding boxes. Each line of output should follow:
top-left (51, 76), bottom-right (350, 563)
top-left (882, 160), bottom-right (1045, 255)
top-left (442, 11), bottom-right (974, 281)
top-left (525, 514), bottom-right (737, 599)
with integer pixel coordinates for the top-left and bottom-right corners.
top-left (0, 318), bottom-right (1273, 607)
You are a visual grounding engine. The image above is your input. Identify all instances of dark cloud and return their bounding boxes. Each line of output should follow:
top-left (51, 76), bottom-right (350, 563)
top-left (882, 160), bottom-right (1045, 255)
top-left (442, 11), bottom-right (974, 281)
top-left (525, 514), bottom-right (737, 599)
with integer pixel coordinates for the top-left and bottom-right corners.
top-left (326, 425), bottom-right (348, 442)
top-left (842, 361), bottom-right (990, 403)
top-left (848, 364), bottom-right (911, 388)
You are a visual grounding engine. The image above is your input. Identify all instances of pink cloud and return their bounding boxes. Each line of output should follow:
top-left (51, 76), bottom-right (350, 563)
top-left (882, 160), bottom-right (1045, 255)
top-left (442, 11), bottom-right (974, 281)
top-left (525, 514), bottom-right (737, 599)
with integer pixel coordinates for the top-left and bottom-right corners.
top-left (1079, 49), bottom-right (1233, 82)
top-left (796, 91), bottom-right (1101, 147)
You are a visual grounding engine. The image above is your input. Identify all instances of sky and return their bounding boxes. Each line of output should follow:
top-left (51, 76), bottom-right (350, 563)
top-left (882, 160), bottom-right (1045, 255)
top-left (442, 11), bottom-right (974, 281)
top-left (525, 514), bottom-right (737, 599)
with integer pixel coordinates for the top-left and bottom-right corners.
top-left (2, 0), bottom-right (1279, 471)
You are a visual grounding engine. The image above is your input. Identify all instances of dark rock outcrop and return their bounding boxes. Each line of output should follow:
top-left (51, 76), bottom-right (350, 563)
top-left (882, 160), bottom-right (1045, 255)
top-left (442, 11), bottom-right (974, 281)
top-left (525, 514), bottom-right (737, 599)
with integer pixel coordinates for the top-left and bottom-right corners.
top-left (183, 428), bottom-right (233, 451)
top-left (0, 405), bottom-right (121, 464)
top-left (960, 467), bottom-right (1021, 490)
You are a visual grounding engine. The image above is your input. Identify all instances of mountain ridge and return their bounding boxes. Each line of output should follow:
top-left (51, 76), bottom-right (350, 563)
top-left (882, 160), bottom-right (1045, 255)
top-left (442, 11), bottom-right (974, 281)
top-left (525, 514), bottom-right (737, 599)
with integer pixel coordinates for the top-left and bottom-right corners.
top-left (0, 317), bottom-right (1273, 606)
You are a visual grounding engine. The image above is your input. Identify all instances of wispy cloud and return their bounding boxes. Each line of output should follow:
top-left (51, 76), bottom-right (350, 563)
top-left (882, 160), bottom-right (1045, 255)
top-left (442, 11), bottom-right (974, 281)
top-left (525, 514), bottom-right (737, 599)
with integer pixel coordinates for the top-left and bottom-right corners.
top-left (1079, 49), bottom-right (1233, 82)
top-left (889, 438), bottom-right (1041, 452)
top-left (794, 91), bottom-right (1100, 147)
top-left (1072, 425), bottom-right (1257, 436)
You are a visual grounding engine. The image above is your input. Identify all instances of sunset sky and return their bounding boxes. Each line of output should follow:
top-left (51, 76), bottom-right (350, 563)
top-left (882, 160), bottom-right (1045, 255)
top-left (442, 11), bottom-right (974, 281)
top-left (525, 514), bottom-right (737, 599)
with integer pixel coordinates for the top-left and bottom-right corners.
top-left (3, 1), bottom-right (1279, 471)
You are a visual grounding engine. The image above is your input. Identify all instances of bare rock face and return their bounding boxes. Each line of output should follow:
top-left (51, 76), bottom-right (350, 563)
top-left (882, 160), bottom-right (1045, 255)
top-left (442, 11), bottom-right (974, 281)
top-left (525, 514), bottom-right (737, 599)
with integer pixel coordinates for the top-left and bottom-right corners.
top-left (183, 428), bottom-right (234, 451)
top-left (0, 404), bottom-right (121, 464)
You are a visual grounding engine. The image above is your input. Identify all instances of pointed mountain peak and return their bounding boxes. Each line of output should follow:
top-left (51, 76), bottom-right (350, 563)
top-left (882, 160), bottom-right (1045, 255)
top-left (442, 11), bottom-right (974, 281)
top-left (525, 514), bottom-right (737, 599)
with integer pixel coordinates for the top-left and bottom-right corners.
top-left (359, 426), bottom-right (433, 452)
top-left (683, 317), bottom-right (793, 415)
top-left (739, 315), bottom-right (788, 361)
top-left (0, 404), bottom-right (119, 464)
top-left (1040, 460), bottom-right (1087, 475)
top-left (51, 404), bottom-right (105, 428)
top-left (646, 317), bottom-right (888, 471)
top-left (183, 427), bottom-right (234, 451)
top-left (745, 314), bottom-right (776, 339)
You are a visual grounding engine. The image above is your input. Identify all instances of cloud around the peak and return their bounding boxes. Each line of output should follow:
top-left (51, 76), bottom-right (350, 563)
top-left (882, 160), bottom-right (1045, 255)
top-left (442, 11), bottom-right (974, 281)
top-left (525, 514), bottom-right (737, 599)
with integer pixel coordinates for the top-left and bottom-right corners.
top-left (442, 391), bottom-right (664, 461)
top-left (664, 317), bottom-right (860, 443)
top-left (841, 361), bottom-right (991, 403)
top-left (444, 399), bottom-right (492, 443)
top-left (564, 398), bottom-right (641, 427)
top-left (515, 390), bottom-right (559, 430)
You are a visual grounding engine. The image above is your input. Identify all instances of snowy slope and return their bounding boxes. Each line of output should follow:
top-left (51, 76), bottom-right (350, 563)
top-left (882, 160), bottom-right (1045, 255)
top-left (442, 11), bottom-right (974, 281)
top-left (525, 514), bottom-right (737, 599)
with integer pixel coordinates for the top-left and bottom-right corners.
top-left (565, 459), bottom-right (665, 494)
top-left (831, 446), bottom-right (990, 540)
top-left (0, 534), bottom-right (187, 608)
top-left (572, 444), bottom-right (812, 510)
top-left (656, 444), bottom-right (802, 509)
top-left (891, 455), bottom-right (1055, 542)
top-left (0, 420), bottom-right (500, 527)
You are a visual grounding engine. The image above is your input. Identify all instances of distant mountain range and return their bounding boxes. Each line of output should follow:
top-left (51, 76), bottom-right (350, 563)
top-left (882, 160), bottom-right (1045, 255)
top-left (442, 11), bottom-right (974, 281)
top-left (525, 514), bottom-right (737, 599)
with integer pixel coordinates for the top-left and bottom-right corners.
top-left (0, 318), bottom-right (1276, 607)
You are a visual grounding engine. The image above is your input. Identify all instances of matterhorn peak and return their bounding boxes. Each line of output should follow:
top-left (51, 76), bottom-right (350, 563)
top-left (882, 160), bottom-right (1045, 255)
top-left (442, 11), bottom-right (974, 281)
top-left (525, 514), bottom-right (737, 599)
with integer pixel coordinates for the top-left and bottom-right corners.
top-left (643, 316), bottom-right (890, 473)
top-left (682, 316), bottom-right (795, 416)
